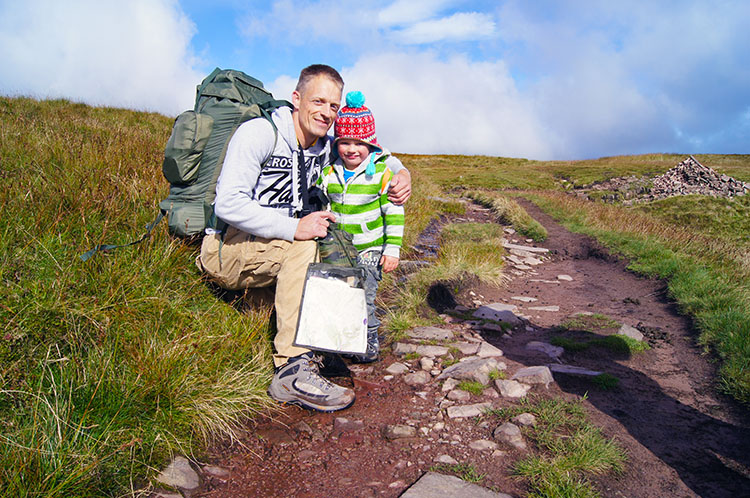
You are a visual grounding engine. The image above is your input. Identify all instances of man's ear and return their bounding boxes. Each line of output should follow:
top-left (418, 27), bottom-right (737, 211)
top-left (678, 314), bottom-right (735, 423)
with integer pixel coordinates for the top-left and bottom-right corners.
top-left (291, 90), bottom-right (301, 110)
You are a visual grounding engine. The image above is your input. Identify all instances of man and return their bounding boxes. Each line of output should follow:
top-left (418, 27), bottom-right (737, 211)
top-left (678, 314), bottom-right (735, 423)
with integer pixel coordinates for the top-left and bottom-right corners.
top-left (196, 65), bottom-right (411, 412)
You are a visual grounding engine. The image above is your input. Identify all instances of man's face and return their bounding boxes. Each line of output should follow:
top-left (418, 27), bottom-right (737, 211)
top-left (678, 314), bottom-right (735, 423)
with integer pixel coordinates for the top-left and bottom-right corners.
top-left (292, 75), bottom-right (342, 145)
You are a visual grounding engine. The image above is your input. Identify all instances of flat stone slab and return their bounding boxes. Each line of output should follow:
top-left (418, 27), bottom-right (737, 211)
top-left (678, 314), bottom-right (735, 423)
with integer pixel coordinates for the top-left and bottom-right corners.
top-left (393, 342), bottom-right (417, 355)
top-left (512, 366), bottom-right (554, 387)
top-left (473, 303), bottom-right (522, 325)
top-left (549, 364), bottom-right (603, 376)
top-left (469, 439), bottom-right (499, 451)
top-left (407, 326), bottom-right (454, 341)
top-left (156, 456), bottom-right (200, 490)
top-left (451, 341), bottom-right (480, 355)
top-left (437, 357), bottom-right (504, 385)
top-left (446, 402), bottom-right (493, 419)
top-left (401, 472), bottom-right (512, 498)
top-left (525, 341), bottom-right (564, 359)
top-left (511, 296), bottom-right (538, 303)
top-left (556, 274), bottom-right (573, 281)
top-left (416, 345), bottom-right (450, 357)
top-left (476, 342), bottom-right (504, 358)
top-left (528, 305), bottom-right (560, 312)
top-left (503, 242), bottom-right (549, 253)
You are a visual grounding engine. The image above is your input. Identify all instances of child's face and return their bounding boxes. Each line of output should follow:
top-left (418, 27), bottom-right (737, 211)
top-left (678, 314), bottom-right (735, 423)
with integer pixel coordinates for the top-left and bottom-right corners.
top-left (337, 139), bottom-right (371, 170)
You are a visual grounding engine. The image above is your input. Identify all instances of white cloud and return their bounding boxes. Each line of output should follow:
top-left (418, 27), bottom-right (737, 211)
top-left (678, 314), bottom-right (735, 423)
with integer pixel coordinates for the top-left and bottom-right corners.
top-left (339, 51), bottom-right (554, 159)
top-left (391, 12), bottom-right (497, 44)
top-left (377, 0), bottom-right (454, 26)
top-left (0, 0), bottom-right (202, 115)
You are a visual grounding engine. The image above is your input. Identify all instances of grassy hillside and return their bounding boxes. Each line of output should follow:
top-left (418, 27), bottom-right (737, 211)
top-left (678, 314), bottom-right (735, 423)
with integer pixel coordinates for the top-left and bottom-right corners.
top-left (1, 96), bottom-right (748, 495)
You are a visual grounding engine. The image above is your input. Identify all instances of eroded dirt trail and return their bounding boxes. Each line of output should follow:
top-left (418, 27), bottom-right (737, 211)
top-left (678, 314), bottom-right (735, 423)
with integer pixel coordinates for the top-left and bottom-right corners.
top-left (192, 199), bottom-right (750, 498)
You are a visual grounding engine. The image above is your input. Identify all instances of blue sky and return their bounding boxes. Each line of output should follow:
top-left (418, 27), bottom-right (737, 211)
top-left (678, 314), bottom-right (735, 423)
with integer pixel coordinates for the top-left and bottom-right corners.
top-left (1, 0), bottom-right (749, 160)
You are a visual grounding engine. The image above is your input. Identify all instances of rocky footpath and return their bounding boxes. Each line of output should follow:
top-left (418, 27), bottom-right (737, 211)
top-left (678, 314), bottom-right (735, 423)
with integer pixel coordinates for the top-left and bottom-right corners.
top-left (147, 200), bottom-right (750, 497)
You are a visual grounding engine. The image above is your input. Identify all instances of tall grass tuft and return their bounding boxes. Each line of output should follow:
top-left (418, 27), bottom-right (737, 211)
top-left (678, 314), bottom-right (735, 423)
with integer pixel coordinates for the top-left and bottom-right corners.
top-left (0, 97), bottom-right (275, 496)
top-left (465, 190), bottom-right (548, 241)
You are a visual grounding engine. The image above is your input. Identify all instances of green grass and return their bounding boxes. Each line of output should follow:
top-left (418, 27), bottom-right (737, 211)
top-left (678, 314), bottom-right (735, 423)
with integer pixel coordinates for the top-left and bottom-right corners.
top-left (488, 368), bottom-right (507, 381)
top-left (457, 380), bottom-right (486, 395)
top-left (489, 396), bottom-right (626, 497)
top-left (591, 373), bottom-right (620, 391)
top-left (551, 333), bottom-right (650, 355)
top-left (0, 97), bottom-right (276, 496)
top-left (430, 462), bottom-right (486, 483)
top-left (560, 313), bottom-right (620, 332)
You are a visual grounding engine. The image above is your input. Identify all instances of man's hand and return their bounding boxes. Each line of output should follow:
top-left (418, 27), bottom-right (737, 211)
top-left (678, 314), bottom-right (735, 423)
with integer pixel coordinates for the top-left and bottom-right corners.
top-left (294, 211), bottom-right (336, 240)
top-left (380, 254), bottom-right (399, 273)
top-left (388, 169), bottom-right (412, 205)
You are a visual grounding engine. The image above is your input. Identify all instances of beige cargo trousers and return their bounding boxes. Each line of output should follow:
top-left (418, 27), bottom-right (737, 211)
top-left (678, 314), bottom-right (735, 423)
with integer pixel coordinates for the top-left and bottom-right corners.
top-left (196, 226), bottom-right (314, 367)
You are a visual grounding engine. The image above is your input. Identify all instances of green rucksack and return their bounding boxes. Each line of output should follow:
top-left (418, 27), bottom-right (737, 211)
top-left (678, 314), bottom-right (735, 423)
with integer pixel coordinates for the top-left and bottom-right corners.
top-left (81, 68), bottom-right (290, 261)
top-left (160, 68), bottom-right (291, 237)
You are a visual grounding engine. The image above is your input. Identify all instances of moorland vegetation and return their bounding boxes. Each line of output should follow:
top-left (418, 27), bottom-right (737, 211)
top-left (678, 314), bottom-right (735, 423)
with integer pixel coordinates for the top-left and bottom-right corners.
top-left (1, 97), bottom-right (748, 496)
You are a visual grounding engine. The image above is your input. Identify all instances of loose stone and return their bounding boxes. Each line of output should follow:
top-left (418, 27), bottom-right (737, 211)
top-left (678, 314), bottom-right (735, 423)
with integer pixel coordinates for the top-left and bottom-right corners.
top-left (557, 274), bottom-right (573, 281)
top-left (619, 323), bottom-right (645, 341)
top-left (493, 422), bottom-right (527, 450)
top-left (404, 370), bottom-right (432, 386)
top-left (446, 402), bottom-right (492, 419)
top-left (156, 456), bottom-right (200, 490)
top-left (420, 357), bottom-right (435, 370)
top-left (434, 454), bottom-right (458, 465)
top-left (512, 366), bottom-right (554, 387)
top-left (469, 439), bottom-right (499, 451)
top-left (512, 413), bottom-right (537, 426)
top-left (383, 425), bottom-right (418, 440)
top-left (495, 379), bottom-right (531, 398)
top-left (386, 362), bottom-right (410, 375)
top-left (447, 389), bottom-right (471, 402)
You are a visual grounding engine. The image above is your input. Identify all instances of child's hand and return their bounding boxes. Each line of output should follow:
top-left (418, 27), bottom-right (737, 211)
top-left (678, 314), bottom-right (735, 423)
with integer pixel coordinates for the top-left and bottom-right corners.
top-left (380, 255), bottom-right (399, 273)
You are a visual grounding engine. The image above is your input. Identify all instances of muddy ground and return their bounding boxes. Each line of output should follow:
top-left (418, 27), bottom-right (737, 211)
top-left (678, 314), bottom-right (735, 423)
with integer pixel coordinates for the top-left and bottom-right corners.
top-left (187, 199), bottom-right (750, 498)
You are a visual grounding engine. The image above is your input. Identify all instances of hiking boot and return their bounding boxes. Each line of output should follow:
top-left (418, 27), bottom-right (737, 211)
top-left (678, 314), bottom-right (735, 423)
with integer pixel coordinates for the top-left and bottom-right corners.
top-left (268, 353), bottom-right (355, 412)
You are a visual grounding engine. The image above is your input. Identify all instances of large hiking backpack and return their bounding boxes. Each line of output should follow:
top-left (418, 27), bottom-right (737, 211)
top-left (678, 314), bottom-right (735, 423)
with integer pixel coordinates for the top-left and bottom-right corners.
top-left (159, 68), bottom-right (291, 237)
top-left (80, 68), bottom-right (291, 262)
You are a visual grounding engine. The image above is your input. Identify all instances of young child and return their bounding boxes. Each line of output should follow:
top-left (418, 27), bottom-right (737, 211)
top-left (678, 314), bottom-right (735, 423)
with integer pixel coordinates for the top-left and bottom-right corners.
top-left (318, 91), bottom-right (405, 362)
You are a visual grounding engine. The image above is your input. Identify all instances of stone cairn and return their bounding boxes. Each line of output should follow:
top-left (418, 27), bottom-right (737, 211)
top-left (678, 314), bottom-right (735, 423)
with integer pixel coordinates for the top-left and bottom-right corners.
top-left (646, 155), bottom-right (750, 201)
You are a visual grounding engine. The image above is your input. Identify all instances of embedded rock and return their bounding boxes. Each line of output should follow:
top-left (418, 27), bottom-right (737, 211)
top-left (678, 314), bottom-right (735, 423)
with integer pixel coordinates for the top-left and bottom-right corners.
top-left (512, 366), bottom-right (554, 387)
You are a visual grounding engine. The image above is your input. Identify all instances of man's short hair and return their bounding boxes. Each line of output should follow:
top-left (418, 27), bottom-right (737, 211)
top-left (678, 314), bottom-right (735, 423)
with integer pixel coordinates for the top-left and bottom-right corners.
top-left (295, 64), bottom-right (344, 93)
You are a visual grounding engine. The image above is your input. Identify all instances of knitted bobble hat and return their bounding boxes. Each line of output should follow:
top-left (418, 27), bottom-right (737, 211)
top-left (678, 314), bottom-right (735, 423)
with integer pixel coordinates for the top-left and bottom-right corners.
top-left (335, 91), bottom-right (381, 174)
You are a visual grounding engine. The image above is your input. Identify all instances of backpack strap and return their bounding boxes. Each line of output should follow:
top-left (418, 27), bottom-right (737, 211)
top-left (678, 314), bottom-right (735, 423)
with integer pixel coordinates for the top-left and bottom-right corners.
top-left (79, 210), bottom-right (165, 262)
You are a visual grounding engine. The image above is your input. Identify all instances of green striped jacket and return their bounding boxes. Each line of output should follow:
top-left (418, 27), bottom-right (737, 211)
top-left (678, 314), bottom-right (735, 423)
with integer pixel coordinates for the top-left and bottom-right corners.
top-left (318, 155), bottom-right (405, 258)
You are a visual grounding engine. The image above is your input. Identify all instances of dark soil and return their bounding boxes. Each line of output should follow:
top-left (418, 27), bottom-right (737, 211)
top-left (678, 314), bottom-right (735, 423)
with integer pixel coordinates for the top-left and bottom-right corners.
top-left (187, 199), bottom-right (750, 498)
